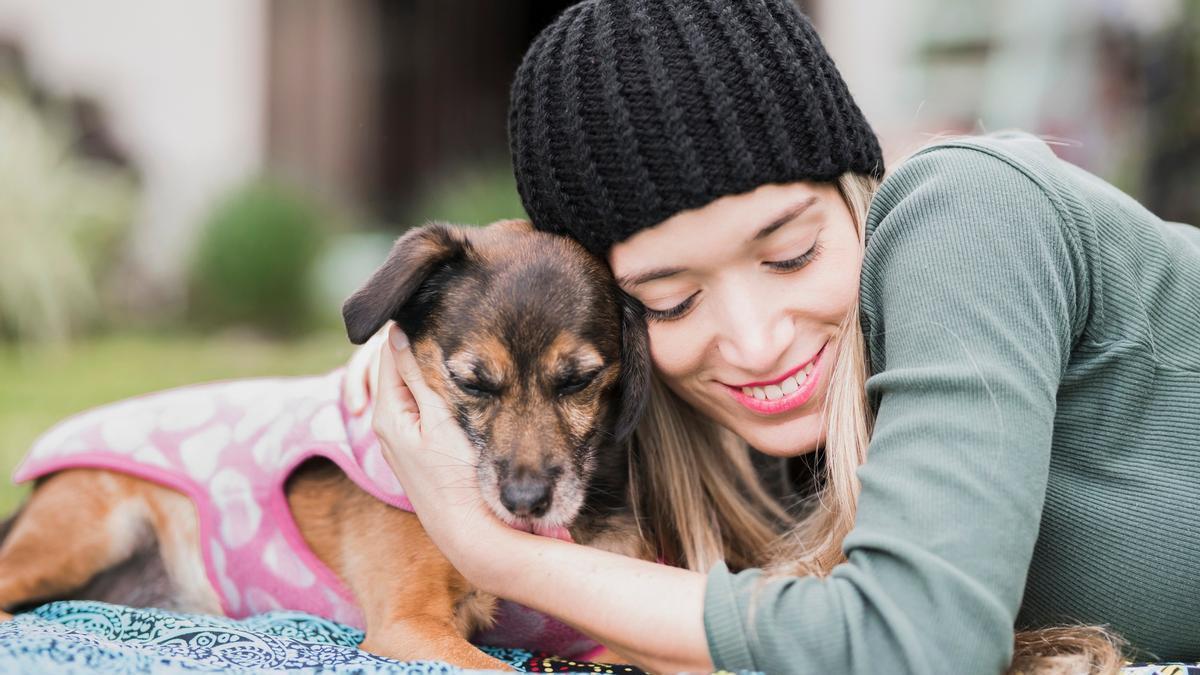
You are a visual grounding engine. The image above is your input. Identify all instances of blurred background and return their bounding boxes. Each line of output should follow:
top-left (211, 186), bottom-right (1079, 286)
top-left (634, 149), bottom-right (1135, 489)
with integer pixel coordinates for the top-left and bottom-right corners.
top-left (0, 0), bottom-right (1196, 511)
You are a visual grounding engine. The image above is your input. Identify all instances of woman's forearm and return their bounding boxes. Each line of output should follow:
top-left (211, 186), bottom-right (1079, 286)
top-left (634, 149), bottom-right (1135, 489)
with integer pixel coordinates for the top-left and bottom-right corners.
top-left (457, 526), bottom-right (714, 673)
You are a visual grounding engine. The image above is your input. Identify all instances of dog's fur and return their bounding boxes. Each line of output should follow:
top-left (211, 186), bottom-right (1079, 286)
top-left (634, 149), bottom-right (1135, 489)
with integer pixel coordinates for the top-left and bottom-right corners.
top-left (0, 219), bottom-right (651, 669)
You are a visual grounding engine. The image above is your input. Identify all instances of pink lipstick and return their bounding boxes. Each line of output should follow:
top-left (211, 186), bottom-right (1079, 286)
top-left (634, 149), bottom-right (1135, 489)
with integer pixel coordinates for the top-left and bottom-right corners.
top-left (724, 343), bottom-right (827, 415)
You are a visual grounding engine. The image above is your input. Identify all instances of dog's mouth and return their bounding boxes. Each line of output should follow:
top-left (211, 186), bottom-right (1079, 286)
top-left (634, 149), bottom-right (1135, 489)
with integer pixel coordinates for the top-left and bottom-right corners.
top-left (476, 461), bottom-right (587, 542)
top-left (507, 518), bottom-right (574, 542)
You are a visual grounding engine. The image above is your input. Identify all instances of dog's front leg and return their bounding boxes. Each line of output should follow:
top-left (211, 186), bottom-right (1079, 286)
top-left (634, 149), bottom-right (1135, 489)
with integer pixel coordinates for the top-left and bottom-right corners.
top-left (359, 616), bottom-right (511, 671)
top-left (343, 517), bottom-right (509, 669)
top-left (292, 478), bottom-right (509, 670)
top-left (347, 526), bottom-right (511, 671)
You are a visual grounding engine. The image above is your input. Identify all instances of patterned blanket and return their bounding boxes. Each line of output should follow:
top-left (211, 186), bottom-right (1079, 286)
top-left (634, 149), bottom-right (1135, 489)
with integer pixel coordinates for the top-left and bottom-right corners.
top-left (0, 601), bottom-right (645, 674)
top-left (0, 601), bottom-right (1193, 674)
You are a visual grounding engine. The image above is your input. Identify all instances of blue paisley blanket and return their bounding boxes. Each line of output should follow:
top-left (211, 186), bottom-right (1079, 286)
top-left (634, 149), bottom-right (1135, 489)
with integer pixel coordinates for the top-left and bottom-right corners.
top-left (0, 601), bottom-right (643, 674)
top-left (0, 601), bottom-right (1193, 674)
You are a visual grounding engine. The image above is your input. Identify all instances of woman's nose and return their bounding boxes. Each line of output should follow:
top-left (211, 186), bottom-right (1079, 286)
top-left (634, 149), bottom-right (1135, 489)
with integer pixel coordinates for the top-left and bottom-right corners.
top-left (713, 288), bottom-right (795, 375)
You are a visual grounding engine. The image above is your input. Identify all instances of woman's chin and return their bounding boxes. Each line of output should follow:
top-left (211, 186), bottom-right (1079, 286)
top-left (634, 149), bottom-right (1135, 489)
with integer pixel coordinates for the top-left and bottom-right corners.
top-left (743, 421), bottom-right (824, 457)
top-left (715, 406), bottom-right (824, 458)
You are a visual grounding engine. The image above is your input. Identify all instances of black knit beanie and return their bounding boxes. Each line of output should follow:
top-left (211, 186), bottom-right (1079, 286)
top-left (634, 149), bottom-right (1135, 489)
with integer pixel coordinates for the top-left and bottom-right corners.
top-left (509, 0), bottom-right (885, 257)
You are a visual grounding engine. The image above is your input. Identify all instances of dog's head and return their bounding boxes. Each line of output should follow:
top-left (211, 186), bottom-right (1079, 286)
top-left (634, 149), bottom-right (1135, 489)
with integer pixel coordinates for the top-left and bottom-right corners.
top-left (342, 219), bottom-right (650, 533)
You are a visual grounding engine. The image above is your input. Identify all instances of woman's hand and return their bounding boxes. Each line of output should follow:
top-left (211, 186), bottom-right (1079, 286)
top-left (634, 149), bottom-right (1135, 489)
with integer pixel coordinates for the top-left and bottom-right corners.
top-left (370, 324), bottom-right (511, 563)
top-left (341, 324), bottom-right (388, 416)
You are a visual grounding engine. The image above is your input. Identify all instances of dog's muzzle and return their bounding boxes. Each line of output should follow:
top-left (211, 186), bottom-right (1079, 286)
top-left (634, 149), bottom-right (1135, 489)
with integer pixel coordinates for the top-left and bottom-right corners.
top-left (498, 471), bottom-right (554, 518)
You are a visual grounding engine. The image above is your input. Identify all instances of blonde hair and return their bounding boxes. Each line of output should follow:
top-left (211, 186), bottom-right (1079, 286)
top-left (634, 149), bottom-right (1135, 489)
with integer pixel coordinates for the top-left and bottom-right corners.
top-left (627, 173), bottom-right (1125, 674)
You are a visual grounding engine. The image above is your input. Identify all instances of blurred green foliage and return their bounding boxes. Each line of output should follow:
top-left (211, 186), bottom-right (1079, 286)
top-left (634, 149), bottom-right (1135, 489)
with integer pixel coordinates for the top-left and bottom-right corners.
top-left (405, 162), bottom-right (527, 228)
top-left (0, 81), bottom-right (136, 343)
top-left (188, 181), bottom-right (330, 337)
top-left (0, 330), bottom-right (355, 514)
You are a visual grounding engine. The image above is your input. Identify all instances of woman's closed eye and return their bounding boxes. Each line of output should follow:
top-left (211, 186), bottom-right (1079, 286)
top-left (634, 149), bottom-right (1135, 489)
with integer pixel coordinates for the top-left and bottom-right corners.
top-left (643, 243), bottom-right (824, 323)
top-left (644, 290), bottom-right (700, 322)
top-left (765, 241), bottom-right (823, 272)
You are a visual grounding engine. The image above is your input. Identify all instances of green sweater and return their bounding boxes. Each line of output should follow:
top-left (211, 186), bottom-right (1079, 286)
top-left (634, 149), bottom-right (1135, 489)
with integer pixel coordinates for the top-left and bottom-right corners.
top-left (704, 133), bottom-right (1200, 673)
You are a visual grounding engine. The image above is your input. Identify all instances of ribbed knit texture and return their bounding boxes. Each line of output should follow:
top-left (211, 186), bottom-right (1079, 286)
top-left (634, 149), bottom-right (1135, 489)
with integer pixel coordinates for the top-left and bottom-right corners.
top-left (508, 0), bottom-right (884, 257)
top-left (703, 132), bottom-right (1200, 673)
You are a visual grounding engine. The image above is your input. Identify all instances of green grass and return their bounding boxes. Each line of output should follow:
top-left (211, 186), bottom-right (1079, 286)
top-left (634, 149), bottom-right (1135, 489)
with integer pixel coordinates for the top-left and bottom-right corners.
top-left (0, 330), bottom-right (357, 514)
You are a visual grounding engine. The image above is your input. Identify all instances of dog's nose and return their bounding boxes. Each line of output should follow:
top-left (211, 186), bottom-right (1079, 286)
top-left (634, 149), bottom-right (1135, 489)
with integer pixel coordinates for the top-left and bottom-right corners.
top-left (499, 474), bottom-right (552, 518)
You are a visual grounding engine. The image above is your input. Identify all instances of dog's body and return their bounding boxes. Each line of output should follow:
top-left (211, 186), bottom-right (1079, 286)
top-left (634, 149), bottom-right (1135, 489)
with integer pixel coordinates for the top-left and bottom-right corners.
top-left (0, 220), bottom-right (651, 669)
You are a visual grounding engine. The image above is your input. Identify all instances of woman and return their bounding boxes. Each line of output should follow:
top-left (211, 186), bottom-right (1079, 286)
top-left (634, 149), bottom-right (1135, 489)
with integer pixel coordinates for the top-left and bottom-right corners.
top-left (345, 0), bottom-right (1200, 672)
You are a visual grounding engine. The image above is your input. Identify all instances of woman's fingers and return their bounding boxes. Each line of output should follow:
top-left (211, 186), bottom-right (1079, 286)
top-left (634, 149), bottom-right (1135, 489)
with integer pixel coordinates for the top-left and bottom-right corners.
top-left (342, 342), bottom-right (371, 414)
top-left (365, 330), bottom-right (385, 409)
top-left (387, 324), bottom-right (451, 428)
top-left (367, 333), bottom-right (381, 401)
top-left (374, 327), bottom-right (419, 427)
top-left (343, 324), bottom-right (389, 414)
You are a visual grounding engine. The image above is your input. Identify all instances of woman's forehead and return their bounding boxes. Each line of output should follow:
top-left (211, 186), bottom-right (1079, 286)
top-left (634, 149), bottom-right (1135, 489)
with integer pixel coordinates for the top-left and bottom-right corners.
top-left (609, 181), bottom-right (833, 276)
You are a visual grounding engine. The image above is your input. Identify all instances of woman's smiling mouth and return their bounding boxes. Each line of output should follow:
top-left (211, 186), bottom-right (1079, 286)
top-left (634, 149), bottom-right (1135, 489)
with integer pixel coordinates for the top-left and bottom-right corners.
top-left (721, 342), bottom-right (828, 415)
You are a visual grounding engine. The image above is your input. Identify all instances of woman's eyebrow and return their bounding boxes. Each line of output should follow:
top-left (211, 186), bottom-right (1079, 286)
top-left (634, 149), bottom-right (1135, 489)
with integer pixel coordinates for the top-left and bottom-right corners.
top-left (752, 196), bottom-right (818, 241)
top-left (618, 266), bottom-right (686, 287)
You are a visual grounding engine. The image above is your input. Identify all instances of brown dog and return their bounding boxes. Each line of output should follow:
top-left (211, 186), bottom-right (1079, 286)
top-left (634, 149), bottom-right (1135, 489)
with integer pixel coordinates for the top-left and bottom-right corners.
top-left (0, 219), bottom-right (651, 669)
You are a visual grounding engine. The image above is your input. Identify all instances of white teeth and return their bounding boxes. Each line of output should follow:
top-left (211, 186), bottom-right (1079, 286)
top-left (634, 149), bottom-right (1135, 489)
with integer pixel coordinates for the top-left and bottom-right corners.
top-left (741, 366), bottom-right (816, 403)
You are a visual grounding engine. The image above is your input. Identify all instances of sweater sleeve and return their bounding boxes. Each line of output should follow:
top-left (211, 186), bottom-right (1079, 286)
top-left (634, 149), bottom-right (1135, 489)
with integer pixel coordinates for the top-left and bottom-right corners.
top-left (703, 143), bottom-right (1090, 674)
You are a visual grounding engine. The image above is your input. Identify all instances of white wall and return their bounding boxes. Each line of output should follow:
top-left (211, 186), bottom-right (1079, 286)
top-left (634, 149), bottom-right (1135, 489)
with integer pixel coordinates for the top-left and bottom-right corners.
top-left (812, 0), bottom-right (927, 164)
top-left (0, 0), bottom-right (266, 301)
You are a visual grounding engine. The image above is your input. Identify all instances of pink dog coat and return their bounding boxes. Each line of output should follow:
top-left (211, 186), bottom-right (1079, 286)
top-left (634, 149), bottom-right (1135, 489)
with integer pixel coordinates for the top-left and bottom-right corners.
top-left (13, 368), bottom-right (602, 659)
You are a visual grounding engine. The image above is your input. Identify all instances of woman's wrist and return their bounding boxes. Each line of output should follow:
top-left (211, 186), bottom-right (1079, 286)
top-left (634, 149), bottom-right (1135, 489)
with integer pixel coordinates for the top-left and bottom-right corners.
top-left (451, 530), bottom-right (715, 673)
top-left (436, 514), bottom-right (530, 593)
top-left (397, 477), bottom-right (523, 589)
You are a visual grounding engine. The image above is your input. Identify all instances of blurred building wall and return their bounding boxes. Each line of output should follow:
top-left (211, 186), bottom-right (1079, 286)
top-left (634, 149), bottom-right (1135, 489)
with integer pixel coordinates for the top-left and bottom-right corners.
top-left (268, 0), bottom-right (378, 216)
top-left (266, 0), bottom-right (576, 225)
top-left (813, 0), bottom-right (1190, 202)
top-left (0, 0), bottom-right (266, 304)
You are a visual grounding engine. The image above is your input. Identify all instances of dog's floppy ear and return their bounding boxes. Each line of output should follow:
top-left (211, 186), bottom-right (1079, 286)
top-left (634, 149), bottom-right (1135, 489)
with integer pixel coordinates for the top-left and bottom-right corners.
top-left (342, 222), bottom-right (470, 344)
top-left (614, 290), bottom-right (651, 442)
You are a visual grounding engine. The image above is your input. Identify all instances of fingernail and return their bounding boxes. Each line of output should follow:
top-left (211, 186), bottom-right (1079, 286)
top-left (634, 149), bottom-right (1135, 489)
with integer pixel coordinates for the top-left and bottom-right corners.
top-left (390, 327), bottom-right (409, 351)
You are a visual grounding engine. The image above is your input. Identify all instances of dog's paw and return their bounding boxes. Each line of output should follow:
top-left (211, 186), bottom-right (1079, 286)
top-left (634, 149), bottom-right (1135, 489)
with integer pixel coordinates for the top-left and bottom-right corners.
top-left (358, 636), bottom-right (513, 671)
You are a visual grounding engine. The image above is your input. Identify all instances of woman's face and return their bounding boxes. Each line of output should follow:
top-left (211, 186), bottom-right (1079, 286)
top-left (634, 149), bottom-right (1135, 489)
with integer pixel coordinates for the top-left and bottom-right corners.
top-left (610, 181), bottom-right (862, 457)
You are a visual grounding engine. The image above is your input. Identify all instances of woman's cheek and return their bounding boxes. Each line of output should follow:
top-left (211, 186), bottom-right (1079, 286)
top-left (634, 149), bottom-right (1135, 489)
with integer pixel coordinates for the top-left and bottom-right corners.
top-left (647, 320), bottom-right (708, 384)
top-left (807, 273), bottom-right (859, 322)
top-left (793, 247), bottom-right (862, 323)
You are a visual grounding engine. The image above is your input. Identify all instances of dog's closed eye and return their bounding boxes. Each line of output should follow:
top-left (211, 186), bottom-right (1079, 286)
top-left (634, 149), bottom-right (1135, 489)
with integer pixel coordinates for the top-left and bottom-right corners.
top-left (542, 334), bottom-right (608, 398)
top-left (556, 369), bottom-right (601, 396)
top-left (453, 374), bottom-right (501, 398)
top-left (446, 358), bottom-right (504, 398)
